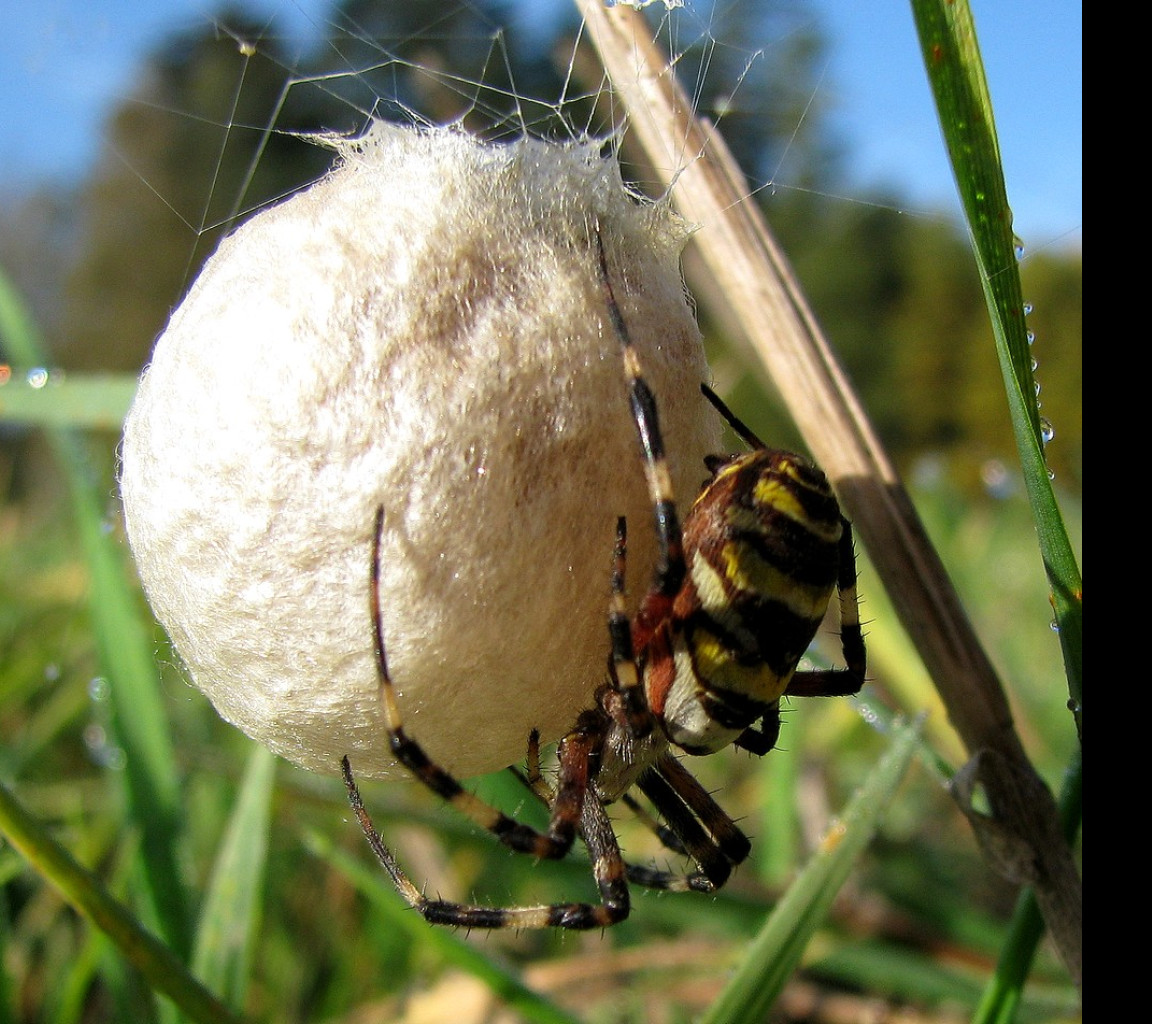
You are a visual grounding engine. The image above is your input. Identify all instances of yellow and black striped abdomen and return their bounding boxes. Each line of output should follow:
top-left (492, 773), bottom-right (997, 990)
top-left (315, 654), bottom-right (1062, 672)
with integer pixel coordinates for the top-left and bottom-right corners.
top-left (652, 448), bottom-right (843, 754)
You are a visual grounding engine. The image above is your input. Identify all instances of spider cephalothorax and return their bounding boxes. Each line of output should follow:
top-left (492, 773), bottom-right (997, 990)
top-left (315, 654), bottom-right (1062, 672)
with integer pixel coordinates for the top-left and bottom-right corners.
top-left (342, 228), bottom-right (866, 929)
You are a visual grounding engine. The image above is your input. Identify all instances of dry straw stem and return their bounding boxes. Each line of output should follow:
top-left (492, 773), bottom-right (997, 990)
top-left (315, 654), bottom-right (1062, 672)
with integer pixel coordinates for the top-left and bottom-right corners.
top-left (576, 0), bottom-right (1080, 986)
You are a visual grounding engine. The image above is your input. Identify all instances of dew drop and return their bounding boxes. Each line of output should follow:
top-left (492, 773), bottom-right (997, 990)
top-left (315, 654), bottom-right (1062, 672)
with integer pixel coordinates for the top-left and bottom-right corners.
top-left (27, 367), bottom-right (50, 389)
top-left (0, 364), bottom-right (10, 385)
top-left (89, 676), bottom-right (110, 702)
top-left (1026, 330), bottom-right (1036, 345)
top-left (1049, 619), bottom-right (1061, 633)
top-left (1022, 302), bottom-right (1034, 316)
top-left (1039, 418), bottom-right (1055, 444)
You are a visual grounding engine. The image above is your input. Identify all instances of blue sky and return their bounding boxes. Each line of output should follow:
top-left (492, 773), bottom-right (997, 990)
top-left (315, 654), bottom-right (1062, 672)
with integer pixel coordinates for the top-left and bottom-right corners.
top-left (1, 0), bottom-right (1081, 251)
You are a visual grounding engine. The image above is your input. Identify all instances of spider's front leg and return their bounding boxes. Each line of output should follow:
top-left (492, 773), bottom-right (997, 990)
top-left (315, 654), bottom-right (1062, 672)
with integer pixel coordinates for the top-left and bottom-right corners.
top-left (342, 752), bottom-right (630, 930)
top-left (341, 507), bottom-right (634, 929)
top-left (366, 506), bottom-right (583, 860)
top-left (595, 232), bottom-right (687, 642)
top-left (606, 515), bottom-right (655, 738)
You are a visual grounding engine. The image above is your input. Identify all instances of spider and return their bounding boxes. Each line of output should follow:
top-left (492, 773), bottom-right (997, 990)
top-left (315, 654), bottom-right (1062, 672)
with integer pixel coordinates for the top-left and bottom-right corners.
top-left (341, 229), bottom-right (866, 929)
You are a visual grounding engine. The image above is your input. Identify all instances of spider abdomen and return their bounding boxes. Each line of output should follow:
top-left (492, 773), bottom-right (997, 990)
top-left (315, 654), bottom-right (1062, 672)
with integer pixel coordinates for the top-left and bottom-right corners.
top-left (648, 448), bottom-right (845, 754)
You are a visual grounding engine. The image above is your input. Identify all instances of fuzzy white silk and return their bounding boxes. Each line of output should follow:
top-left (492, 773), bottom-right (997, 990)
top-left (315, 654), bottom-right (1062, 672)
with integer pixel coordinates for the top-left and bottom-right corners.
top-left (120, 122), bottom-right (720, 780)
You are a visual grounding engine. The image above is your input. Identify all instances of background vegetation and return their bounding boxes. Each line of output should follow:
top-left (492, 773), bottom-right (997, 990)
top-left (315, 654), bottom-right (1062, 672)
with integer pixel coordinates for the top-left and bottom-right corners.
top-left (1, 1), bottom-right (1080, 1021)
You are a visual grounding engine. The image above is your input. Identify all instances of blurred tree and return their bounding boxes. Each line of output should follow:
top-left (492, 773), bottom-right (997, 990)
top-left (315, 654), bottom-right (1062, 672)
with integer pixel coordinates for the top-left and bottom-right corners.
top-left (57, 9), bottom-right (334, 372)
top-left (53, 0), bottom-right (839, 375)
top-left (721, 191), bottom-right (1081, 492)
top-left (21, 0), bottom-right (1079, 491)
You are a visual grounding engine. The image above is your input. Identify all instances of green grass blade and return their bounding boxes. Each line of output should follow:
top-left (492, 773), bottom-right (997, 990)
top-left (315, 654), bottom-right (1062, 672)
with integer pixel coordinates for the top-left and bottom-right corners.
top-left (0, 885), bottom-right (12, 1024)
top-left (757, 735), bottom-right (799, 886)
top-left (0, 370), bottom-right (137, 429)
top-left (0, 268), bottom-right (192, 955)
top-left (908, 0), bottom-right (1083, 995)
top-left (700, 716), bottom-right (923, 1024)
top-left (304, 828), bottom-right (580, 1024)
top-left (908, 0), bottom-right (1082, 731)
top-left (0, 780), bottom-right (242, 1024)
top-left (190, 745), bottom-right (277, 1014)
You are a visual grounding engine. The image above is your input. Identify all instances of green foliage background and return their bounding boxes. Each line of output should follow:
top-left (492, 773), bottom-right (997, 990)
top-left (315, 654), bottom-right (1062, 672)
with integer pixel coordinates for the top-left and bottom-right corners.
top-left (1, 1), bottom-right (1080, 1021)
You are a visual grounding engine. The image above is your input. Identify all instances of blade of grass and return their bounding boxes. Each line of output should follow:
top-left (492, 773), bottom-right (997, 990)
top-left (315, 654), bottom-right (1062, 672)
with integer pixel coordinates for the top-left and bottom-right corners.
top-left (700, 716), bottom-right (923, 1024)
top-left (304, 828), bottom-right (580, 1024)
top-left (190, 744), bottom-right (276, 1013)
top-left (0, 780), bottom-right (242, 1024)
top-left (756, 733), bottom-right (798, 886)
top-left (908, 0), bottom-right (1081, 739)
top-left (53, 929), bottom-right (105, 1024)
top-left (0, 370), bottom-right (137, 430)
top-left (0, 887), bottom-right (12, 1024)
top-left (51, 831), bottom-right (141, 1024)
top-left (908, 0), bottom-right (1082, 989)
top-left (0, 268), bottom-right (191, 956)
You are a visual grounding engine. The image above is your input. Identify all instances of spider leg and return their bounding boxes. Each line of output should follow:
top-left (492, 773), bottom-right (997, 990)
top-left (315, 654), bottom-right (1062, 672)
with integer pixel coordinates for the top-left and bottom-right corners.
top-left (700, 383), bottom-right (765, 450)
top-left (656, 755), bottom-right (752, 866)
top-left (783, 516), bottom-right (867, 699)
top-left (366, 507), bottom-right (583, 860)
top-left (619, 791), bottom-right (689, 856)
top-left (631, 771), bottom-right (725, 892)
top-left (734, 708), bottom-right (782, 755)
top-left (342, 756), bottom-right (630, 929)
top-left (635, 754), bottom-right (752, 892)
top-left (606, 515), bottom-right (655, 736)
top-left (511, 741), bottom-right (695, 870)
top-left (594, 231), bottom-right (686, 645)
top-left (516, 726), bottom-right (675, 859)
top-left (515, 728), bottom-right (554, 805)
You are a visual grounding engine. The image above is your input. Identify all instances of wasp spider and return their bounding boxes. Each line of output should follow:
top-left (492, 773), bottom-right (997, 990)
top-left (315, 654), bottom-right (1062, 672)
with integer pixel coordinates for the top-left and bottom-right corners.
top-left (342, 230), bottom-right (866, 929)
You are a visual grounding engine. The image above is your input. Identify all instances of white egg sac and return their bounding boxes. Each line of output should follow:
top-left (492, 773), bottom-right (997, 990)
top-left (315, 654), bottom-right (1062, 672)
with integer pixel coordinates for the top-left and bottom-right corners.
top-left (120, 121), bottom-right (720, 780)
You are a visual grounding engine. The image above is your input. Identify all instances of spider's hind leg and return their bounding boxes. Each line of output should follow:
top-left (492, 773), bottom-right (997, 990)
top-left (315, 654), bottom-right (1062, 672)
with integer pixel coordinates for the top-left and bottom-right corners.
top-left (638, 755), bottom-right (752, 891)
top-left (782, 516), bottom-right (867, 700)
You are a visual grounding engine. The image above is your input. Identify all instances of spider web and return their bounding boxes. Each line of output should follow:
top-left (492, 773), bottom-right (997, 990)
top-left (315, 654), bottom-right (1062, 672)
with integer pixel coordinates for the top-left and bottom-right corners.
top-left (91, 0), bottom-right (919, 306)
top-left (2, 0), bottom-right (1082, 376)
